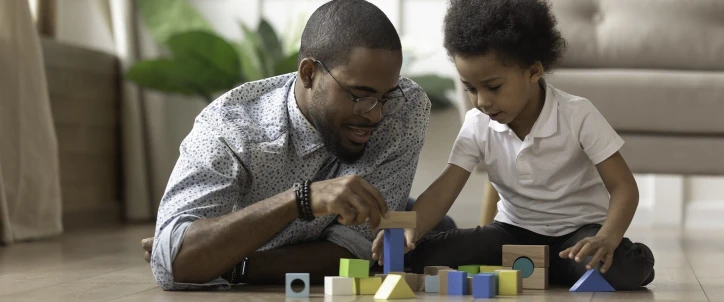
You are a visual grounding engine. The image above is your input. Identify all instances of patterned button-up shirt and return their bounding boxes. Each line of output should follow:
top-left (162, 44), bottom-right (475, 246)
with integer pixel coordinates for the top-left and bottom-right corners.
top-left (151, 73), bottom-right (430, 290)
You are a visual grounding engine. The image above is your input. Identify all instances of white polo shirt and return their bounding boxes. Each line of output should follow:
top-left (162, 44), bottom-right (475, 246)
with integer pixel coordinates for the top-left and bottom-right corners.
top-left (448, 80), bottom-right (624, 236)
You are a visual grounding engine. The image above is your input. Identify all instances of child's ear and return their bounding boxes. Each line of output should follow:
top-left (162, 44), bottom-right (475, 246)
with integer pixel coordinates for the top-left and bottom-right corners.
top-left (528, 61), bottom-right (544, 84)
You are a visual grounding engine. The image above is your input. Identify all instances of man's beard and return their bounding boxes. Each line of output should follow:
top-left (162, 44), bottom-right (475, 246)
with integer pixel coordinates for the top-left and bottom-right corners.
top-left (309, 88), bottom-right (366, 164)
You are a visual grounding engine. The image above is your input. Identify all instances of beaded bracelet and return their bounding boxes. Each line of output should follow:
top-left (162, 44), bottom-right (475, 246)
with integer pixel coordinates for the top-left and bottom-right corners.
top-left (294, 181), bottom-right (314, 221)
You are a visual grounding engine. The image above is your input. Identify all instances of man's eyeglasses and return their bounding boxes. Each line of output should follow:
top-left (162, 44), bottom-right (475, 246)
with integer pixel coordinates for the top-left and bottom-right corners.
top-left (314, 60), bottom-right (406, 115)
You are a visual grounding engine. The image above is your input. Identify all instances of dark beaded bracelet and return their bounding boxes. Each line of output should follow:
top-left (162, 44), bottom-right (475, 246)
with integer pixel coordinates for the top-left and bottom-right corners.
top-left (294, 181), bottom-right (314, 221)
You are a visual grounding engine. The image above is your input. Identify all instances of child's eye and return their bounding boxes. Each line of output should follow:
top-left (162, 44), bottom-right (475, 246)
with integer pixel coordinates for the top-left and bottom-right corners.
top-left (488, 85), bottom-right (501, 91)
top-left (464, 86), bottom-right (477, 92)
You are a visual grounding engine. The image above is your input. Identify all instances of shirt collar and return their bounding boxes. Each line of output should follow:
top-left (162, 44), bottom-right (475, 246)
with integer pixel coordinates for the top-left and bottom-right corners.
top-left (287, 78), bottom-right (325, 157)
top-left (488, 78), bottom-right (558, 138)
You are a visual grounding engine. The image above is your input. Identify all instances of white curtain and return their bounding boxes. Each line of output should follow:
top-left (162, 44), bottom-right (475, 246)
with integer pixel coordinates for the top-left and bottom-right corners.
top-left (0, 0), bottom-right (63, 244)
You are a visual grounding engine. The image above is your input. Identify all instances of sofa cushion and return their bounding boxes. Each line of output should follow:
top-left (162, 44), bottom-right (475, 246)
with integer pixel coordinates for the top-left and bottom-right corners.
top-left (546, 69), bottom-right (724, 134)
top-left (551, 0), bottom-right (724, 70)
top-left (619, 134), bottom-right (724, 175)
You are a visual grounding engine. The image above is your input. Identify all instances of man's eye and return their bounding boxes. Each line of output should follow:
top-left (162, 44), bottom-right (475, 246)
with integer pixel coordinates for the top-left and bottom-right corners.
top-left (464, 86), bottom-right (477, 92)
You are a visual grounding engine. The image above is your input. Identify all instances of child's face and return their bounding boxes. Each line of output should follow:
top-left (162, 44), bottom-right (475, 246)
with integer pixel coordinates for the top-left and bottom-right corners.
top-left (454, 52), bottom-right (542, 125)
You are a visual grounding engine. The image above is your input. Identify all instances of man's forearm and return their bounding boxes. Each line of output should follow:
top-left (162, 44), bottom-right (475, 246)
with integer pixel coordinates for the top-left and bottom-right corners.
top-left (172, 188), bottom-right (298, 283)
top-left (245, 241), bottom-right (356, 285)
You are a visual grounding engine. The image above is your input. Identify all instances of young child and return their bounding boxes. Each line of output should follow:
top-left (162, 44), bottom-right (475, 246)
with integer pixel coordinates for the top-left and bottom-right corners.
top-left (372, 0), bottom-right (654, 290)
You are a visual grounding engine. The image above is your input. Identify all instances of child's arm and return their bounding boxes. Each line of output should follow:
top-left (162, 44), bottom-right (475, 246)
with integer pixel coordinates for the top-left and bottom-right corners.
top-left (371, 164), bottom-right (471, 264)
top-left (559, 151), bottom-right (639, 273)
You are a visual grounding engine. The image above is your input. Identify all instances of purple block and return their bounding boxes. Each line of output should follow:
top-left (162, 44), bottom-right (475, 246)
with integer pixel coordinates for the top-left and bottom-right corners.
top-left (383, 229), bottom-right (404, 274)
top-left (473, 273), bottom-right (496, 298)
top-left (447, 271), bottom-right (468, 295)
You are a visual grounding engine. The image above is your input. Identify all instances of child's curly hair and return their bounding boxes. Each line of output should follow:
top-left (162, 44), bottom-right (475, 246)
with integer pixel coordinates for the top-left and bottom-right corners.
top-left (443, 0), bottom-right (567, 71)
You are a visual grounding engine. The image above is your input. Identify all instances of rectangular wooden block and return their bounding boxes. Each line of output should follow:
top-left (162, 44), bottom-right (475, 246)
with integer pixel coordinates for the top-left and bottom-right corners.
top-left (389, 272), bottom-right (419, 292)
top-left (468, 276), bottom-right (473, 295)
top-left (447, 271), bottom-right (468, 295)
top-left (495, 269), bottom-right (521, 296)
top-left (384, 229), bottom-right (405, 274)
top-left (480, 265), bottom-right (503, 273)
top-left (504, 266), bottom-right (548, 290)
top-left (438, 269), bottom-right (454, 295)
top-left (424, 266), bottom-right (451, 276)
top-left (325, 276), bottom-right (354, 296)
top-left (339, 258), bottom-right (369, 278)
top-left (473, 273), bottom-right (496, 298)
top-left (424, 275), bottom-right (439, 293)
top-left (378, 211), bottom-right (417, 229)
top-left (502, 245), bottom-right (549, 268)
top-left (354, 277), bottom-right (381, 295)
top-left (458, 265), bottom-right (480, 275)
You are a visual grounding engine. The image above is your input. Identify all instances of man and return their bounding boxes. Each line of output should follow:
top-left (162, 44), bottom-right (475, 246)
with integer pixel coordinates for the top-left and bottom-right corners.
top-left (144, 0), bottom-right (433, 290)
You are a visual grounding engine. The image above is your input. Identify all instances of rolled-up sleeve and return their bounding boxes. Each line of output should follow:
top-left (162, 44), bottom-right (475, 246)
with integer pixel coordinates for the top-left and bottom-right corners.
top-left (151, 110), bottom-right (247, 291)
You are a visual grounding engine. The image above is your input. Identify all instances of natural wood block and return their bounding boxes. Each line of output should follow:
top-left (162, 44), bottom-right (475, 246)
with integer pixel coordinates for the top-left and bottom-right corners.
top-left (438, 269), bottom-right (455, 295)
top-left (424, 266), bottom-right (451, 276)
top-left (378, 211), bottom-right (416, 229)
top-left (502, 245), bottom-right (549, 268)
top-left (417, 273), bottom-right (426, 291)
top-left (495, 269), bottom-right (521, 296)
top-left (389, 272), bottom-right (419, 291)
top-left (354, 277), bottom-right (381, 295)
top-left (325, 277), bottom-right (354, 296)
top-left (373, 274), bottom-right (415, 299)
top-left (468, 276), bottom-right (474, 295)
top-left (504, 266), bottom-right (547, 290)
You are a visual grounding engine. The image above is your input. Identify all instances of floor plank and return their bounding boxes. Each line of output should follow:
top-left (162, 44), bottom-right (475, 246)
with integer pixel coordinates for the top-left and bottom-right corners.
top-left (1, 223), bottom-right (720, 301)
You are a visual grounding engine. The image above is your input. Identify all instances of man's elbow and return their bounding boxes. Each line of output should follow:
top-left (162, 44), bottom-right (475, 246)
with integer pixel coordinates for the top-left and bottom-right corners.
top-left (172, 259), bottom-right (218, 285)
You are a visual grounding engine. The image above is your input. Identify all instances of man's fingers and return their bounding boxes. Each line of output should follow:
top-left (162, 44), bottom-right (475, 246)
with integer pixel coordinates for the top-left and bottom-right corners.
top-left (357, 178), bottom-right (388, 218)
top-left (333, 201), bottom-right (357, 225)
top-left (141, 238), bottom-right (153, 252)
top-left (600, 253), bottom-right (614, 273)
top-left (347, 194), bottom-right (371, 225)
top-left (350, 185), bottom-right (383, 228)
top-left (587, 248), bottom-right (606, 270)
top-left (144, 251), bottom-right (151, 263)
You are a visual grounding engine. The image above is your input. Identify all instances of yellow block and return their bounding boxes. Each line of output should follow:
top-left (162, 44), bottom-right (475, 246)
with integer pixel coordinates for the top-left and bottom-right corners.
top-left (480, 265), bottom-right (503, 273)
top-left (373, 274), bottom-right (415, 299)
top-left (496, 269), bottom-right (521, 296)
top-left (354, 277), bottom-right (382, 295)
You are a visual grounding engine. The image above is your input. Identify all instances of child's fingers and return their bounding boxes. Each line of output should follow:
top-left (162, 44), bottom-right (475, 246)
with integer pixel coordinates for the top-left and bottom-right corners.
top-left (558, 247), bottom-right (572, 258)
top-left (586, 248), bottom-right (606, 270)
top-left (574, 242), bottom-right (595, 262)
top-left (600, 253), bottom-right (614, 273)
top-left (567, 240), bottom-right (588, 260)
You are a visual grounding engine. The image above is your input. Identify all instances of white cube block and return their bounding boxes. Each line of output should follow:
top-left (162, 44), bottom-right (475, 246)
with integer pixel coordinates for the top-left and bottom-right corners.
top-left (425, 275), bottom-right (439, 293)
top-left (325, 276), bottom-right (354, 296)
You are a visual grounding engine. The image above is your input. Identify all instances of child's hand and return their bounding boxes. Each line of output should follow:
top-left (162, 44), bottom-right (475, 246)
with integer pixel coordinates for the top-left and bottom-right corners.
top-left (371, 228), bottom-right (416, 266)
top-left (558, 234), bottom-right (622, 273)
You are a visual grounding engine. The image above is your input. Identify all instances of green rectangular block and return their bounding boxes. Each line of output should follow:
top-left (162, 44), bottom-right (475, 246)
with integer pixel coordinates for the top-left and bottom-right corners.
top-left (340, 258), bottom-right (370, 278)
top-left (458, 265), bottom-right (481, 275)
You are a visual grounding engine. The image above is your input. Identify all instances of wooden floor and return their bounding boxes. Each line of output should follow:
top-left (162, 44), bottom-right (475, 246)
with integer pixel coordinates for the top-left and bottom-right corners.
top-left (1, 223), bottom-right (722, 301)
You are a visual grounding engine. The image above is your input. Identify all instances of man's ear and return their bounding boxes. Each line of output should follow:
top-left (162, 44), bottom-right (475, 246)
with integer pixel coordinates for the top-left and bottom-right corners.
top-left (528, 61), bottom-right (544, 84)
top-left (298, 58), bottom-right (317, 88)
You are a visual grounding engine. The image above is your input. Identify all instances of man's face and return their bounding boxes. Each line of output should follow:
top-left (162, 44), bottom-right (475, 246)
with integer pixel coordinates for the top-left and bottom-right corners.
top-left (309, 48), bottom-right (402, 163)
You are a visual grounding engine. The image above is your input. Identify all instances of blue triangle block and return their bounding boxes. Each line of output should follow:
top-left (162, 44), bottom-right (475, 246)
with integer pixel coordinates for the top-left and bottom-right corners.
top-left (570, 269), bottom-right (615, 292)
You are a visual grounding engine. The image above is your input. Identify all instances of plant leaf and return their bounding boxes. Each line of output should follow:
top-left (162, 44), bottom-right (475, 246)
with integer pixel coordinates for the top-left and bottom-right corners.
top-left (136, 0), bottom-right (213, 44)
top-left (238, 22), bottom-right (264, 80)
top-left (125, 59), bottom-right (211, 99)
top-left (274, 51), bottom-right (300, 75)
top-left (258, 20), bottom-right (284, 63)
top-left (166, 30), bottom-right (242, 85)
top-left (409, 75), bottom-right (454, 110)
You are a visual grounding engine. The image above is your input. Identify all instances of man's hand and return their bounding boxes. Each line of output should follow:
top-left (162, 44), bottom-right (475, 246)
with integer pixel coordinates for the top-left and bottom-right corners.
top-left (142, 237), bottom-right (154, 263)
top-left (310, 175), bottom-right (389, 229)
top-left (371, 228), bottom-right (416, 266)
top-left (558, 234), bottom-right (622, 273)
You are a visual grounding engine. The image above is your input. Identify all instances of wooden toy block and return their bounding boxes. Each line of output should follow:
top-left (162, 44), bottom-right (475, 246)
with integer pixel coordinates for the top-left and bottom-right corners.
top-left (447, 271), bottom-right (468, 295)
top-left (373, 274), bottom-right (415, 299)
top-left (502, 245), bottom-right (549, 268)
top-left (285, 273), bottom-right (310, 298)
top-left (354, 277), bottom-right (382, 295)
top-left (495, 269), bottom-right (521, 296)
top-left (339, 258), bottom-right (369, 278)
top-left (378, 211), bottom-right (417, 229)
top-left (424, 266), bottom-right (451, 276)
top-left (416, 273), bottom-right (426, 291)
top-left (472, 273), bottom-right (496, 298)
top-left (437, 269), bottom-right (454, 295)
top-left (467, 276), bottom-right (473, 295)
top-left (388, 272), bottom-right (419, 292)
top-left (479, 265), bottom-right (503, 273)
top-left (570, 269), bottom-right (615, 292)
top-left (375, 273), bottom-right (387, 283)
top-left (504, 265), bottom-right (547, 290)
top-left (383, 228), bottom-right (404, 274)
top-left (325, 276), bottom-right (354, 296)
top-left (424, 275), bottom-right (439, 293)
top-left (458, 265), bottom-right (480, 275)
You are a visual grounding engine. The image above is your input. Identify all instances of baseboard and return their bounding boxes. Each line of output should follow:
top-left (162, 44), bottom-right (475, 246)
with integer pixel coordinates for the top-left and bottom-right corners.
top-left (684, 200), bottom-right (724, 230)
top-left (63, 202), bottom-right (122, 230)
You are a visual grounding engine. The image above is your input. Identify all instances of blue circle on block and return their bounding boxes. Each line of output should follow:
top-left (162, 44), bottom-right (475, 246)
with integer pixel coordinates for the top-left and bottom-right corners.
top-left (513, 257), bottom-right (534, 278)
